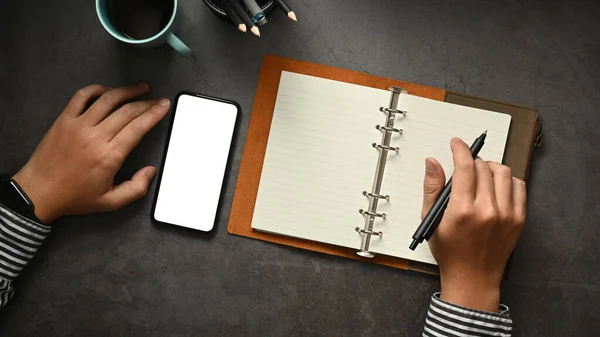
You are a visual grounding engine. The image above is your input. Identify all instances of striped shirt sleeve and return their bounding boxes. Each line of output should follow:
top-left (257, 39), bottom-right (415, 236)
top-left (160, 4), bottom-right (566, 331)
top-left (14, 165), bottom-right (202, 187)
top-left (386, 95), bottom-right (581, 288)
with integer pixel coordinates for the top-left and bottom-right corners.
top-left (0, 203), bottom-right (51, 310)
top-left (423, 292), bottom-right (513, 337)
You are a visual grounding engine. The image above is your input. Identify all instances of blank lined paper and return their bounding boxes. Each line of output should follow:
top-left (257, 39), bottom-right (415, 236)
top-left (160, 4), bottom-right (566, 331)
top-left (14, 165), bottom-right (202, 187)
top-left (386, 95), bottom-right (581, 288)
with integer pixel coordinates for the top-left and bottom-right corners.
top-left (251, 71), bottom-right (390, 249)
top-left (372, 94), bottom-right (511, 264)
top-left (251, 71), bottom-right (511, 265)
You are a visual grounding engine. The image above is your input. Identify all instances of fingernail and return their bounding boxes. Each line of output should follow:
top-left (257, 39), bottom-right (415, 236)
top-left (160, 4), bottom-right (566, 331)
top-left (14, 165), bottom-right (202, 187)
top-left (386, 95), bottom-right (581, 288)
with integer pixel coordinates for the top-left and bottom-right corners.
top-left (451, 137), bottom-right (465, 145)
top-left (146, 167), bottom-right (157, 177)
top-left (159, 98), bottom-right (170, 107)
top-left (425, 158), bottom-right (436, 173)
top-left (138, 81), bottom-right (148, 89)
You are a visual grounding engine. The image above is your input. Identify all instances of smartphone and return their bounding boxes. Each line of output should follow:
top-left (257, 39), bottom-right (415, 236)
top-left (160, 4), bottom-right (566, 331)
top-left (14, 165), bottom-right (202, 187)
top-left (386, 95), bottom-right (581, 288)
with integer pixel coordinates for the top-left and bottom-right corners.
top-left (152, 92), bottom-right (240, 232)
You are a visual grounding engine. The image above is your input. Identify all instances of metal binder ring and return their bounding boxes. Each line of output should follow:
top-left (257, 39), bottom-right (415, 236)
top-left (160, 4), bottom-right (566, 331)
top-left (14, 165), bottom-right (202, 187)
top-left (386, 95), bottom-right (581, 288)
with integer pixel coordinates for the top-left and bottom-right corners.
top-left (380, 107), bottom-right (407, 116)
top-left (363, 191), bottom-right (390, 200)
top-left (376, 125), bottom-right (403, 134)
top-left (359, 209), bottom-right (386, 218)
top-left (372, 143), bottom-right (399, 152)
top-left (355, 227), bottom-right (383, 237)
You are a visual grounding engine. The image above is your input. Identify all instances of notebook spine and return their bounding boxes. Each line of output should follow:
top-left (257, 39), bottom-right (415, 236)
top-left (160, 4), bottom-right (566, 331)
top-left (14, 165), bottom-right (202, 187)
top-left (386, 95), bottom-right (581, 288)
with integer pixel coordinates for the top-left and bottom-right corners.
top-left (355, 86), bottom-right (407, 258)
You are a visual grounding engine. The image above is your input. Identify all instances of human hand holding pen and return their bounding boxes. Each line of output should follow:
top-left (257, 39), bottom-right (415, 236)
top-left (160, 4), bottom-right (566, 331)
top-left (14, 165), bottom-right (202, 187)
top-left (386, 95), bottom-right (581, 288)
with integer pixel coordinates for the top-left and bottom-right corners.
top-left (421, 138), bottom-right (527, 312)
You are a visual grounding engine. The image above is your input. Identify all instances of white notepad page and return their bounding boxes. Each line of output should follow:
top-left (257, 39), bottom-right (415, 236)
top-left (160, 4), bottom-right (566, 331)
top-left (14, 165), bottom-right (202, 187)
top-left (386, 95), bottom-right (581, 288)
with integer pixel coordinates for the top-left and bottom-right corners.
top-left (251, 71), bottom-right (390, 249)
top-left (252, 71), bottom-right (511, 265)
top-left (373, 94), bottom-right (511, 264)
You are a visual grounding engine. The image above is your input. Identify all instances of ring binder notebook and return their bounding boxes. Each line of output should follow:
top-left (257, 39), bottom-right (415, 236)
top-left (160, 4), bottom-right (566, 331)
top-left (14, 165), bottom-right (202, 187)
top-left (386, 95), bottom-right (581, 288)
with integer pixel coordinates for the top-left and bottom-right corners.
top-left (357, 87), bottom-right (408, 258)
top-left (233, 56), bottom-right (537, 273)
top-left (249, 67), bottom-right (513, 267)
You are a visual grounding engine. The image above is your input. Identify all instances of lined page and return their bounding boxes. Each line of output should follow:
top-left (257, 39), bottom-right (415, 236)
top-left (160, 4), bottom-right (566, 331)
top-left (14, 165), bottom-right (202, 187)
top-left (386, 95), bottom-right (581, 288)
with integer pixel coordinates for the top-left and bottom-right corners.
top-left (251, 71), bottom-right (390, 249)
top-left (371, 94), bottom-right (512, 264)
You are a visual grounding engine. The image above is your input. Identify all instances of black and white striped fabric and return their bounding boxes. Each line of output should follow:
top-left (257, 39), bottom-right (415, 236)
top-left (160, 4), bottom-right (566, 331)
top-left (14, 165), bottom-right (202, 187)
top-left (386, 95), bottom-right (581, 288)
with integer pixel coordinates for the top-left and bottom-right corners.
top-left (0, 202), bottom-right (514, 335)
top-left (0, 204), bottom-right (51, 309)
top-left (423, 293), bottom-right (512, 337)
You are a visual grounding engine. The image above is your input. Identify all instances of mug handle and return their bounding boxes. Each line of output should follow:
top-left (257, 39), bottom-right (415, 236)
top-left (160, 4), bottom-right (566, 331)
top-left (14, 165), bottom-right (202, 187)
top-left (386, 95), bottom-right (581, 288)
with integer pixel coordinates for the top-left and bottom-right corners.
top-left (166, 33), bottom-right (192, 56)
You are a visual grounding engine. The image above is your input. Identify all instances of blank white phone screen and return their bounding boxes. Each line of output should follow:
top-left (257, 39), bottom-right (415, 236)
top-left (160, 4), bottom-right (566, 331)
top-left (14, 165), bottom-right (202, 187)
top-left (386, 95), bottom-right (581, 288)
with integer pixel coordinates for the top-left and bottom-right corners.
top-left (154, 94), bottom-right (237, 231)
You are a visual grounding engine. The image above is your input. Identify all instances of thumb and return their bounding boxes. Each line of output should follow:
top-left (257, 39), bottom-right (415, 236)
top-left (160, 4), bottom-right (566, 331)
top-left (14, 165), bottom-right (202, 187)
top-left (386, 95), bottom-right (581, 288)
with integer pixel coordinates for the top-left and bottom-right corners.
top-left (100, 166), bottom-right (157, 211)
top-left (421, 158), bottom-right (446, 219)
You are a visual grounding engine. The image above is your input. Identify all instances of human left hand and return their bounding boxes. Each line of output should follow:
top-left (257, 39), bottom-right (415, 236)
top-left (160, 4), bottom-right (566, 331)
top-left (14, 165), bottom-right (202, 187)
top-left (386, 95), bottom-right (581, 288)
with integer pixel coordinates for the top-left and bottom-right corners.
top-left (13, 82), bottom-right (170, 223)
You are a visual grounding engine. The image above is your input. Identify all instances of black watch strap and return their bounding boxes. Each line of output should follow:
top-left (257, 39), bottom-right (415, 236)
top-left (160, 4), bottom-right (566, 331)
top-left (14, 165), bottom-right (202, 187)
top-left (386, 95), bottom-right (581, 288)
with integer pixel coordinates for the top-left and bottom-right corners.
top-left (0, 174), bottom-right (44, 224)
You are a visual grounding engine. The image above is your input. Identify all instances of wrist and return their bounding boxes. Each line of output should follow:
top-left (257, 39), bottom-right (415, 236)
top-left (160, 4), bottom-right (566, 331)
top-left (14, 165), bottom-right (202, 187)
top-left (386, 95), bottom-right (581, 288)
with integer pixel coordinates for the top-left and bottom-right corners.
top-left (12, 168), bottom-right (60, 224)
top-left (440, 271), bottom-right (501, 312)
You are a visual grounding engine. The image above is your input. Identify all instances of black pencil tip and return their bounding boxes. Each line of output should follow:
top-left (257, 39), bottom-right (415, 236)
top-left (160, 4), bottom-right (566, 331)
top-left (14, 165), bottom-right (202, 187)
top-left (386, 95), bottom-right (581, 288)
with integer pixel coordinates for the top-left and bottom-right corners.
top-left (484, 130), bottom-right (488, 135)
top-left (409, 240), bottom-right (419, 251)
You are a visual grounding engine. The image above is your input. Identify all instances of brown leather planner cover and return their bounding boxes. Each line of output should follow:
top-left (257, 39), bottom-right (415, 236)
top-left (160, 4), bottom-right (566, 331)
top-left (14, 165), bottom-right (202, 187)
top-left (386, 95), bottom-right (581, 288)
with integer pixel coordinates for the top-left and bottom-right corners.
top-left (228, 55), bottom-right (540, 273)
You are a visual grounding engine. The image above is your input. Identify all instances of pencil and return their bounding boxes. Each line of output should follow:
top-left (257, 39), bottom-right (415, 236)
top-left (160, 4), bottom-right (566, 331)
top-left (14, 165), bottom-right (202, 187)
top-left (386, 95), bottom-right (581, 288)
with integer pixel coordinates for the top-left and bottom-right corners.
top-left (228, 0), bottom-right (260, 37)
top-left (274, 0), bottom-right (297, 22)
top-left (222, 0), bottom-right (246, 33)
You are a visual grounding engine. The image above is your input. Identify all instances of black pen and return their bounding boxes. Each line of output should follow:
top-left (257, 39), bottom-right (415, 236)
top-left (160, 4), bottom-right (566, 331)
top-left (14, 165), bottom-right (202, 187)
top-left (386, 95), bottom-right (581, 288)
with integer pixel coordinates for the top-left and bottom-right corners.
top-left (409, 131), bottom-right (488, 251)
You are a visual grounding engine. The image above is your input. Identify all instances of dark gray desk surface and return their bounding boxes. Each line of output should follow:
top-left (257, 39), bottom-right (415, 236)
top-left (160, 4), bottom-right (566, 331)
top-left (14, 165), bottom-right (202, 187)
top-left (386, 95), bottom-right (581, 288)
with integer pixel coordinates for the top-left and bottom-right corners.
top-left (1, 0), bottom-right (599, 336)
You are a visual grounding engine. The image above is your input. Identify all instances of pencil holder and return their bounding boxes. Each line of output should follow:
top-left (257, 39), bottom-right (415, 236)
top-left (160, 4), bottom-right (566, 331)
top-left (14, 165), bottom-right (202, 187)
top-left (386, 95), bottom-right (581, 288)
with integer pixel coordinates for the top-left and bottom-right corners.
top-left (203, 0), bottom-right (276, 24)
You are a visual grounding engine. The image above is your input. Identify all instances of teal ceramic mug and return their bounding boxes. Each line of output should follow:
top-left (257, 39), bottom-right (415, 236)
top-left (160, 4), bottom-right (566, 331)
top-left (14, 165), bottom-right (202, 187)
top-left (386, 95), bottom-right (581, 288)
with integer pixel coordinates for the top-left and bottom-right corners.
top-left (96, 0), bottom-right (191, 55)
